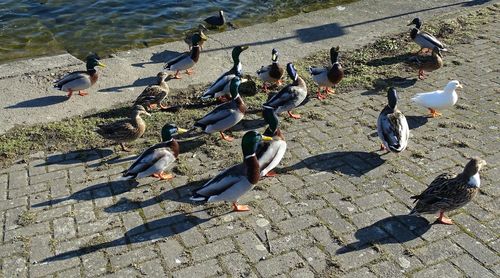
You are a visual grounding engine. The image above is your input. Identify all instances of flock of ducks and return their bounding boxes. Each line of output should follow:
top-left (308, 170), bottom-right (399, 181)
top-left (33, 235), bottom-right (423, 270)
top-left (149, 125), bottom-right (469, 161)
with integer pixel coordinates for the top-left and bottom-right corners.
top-left (52, 14), bottom-right (486, 223)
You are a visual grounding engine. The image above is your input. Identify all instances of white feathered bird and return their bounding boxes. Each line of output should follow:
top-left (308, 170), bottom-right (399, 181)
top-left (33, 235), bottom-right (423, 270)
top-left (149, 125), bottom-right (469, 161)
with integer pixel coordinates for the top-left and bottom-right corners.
top-left (411, 80), bottom-right (462, 118)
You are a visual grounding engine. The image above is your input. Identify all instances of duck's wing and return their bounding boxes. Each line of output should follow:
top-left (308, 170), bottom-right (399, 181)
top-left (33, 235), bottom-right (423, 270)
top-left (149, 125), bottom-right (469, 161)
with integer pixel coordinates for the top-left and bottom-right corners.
top-left (263, 85), bottom-right (296, 108)
top-left (308, 66), bottom-right (328, 76)
top-left (135, 85), bottom-right (167, 105)
top-left (377, 108), bottom-right (409, 152)
top-left (410, 173), bottom-right (459, 212)
top-left (134, 150), bottom-right (176, 179)
top-left (257, 140), bottom-right (287, 176)
top-left (124, 142), bottom-right (170, 175)
top-left (417, 31), bottom-right (445, 49)
top-left (96, 120), bottom-right (135, 140)
top-left (192, 164), bottom-right (245, 199)
top-left (195, 101), bottom-right (238, 128)
top-left (164, 52), bottom-right (190, 69)
top-left (54, 71), bottom-right (91, 91)
top-left (257, 65), bottom-right (271, 75)
top-left (201, 72), bottom-right (235, 99)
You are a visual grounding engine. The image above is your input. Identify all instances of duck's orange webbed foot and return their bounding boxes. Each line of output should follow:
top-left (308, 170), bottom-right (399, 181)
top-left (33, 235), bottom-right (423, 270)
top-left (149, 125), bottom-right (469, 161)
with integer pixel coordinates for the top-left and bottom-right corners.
top-left (152, 171), bottom-right (174, 180)
top-left (67, 89), bottom-right (73, 98)
top-left (173, 71), bottom-right (182, 79)
top-left (78, 91), bottom-right (88, 96)
top-left (220, 132), bottom-right (234, 142)
top-left (186, 69), bottom-right (194, 75)
top-left (428, 108), bottom-right (442, 118)
top-left (232, 202), bottom-right (250, 212)
top-left (265, 170), bottom-right (277, 178)
top-left (287, 111), bottom-right (301, 119)
top-left (436, 211), bottom-right (453, 225)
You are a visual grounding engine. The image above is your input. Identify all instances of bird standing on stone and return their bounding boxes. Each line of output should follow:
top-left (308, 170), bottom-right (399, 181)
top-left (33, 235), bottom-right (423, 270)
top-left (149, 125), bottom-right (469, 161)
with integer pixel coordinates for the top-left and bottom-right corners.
top-left (411, 80), bottom-right (462, 118)
top-left (54, 55), bottom-right (106, 98)
top-left (410, 158), bottom-right (486, 225)
top-left (257, 48), bottom-right (285, 93)
top-left (164, 34), bottom-right (203, 79)
top-left (257, 108), bottom-right (287, 178)
top-left (309, 46), bottom-right (344, 100)
top-left (377, 88), bottom-right (409, 153)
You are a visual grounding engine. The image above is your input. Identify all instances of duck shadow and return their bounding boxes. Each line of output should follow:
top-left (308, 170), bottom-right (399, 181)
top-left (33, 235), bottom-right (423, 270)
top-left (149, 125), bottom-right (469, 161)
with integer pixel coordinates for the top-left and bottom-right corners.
top-left (37, 148), bottom-right (113, 167)
top-left (32, 180), bottom-right (139, 208)
top-left (361, 77), bottom-right (417, 96)
top-left (5, 95), bottom-right (68, 108)
top-left (462, 0), bottom-right (491, 6)
top-left (231, 118), bottom-right (266, 132)
top-left (366, 53), bottom-right (414, 67)
top-left (40, 211), bottom-right (211, 262)
top-left (104, 179), bottom-right (208, 214)
top-left (131, 50), bottom-right (184, 68)
top-left (406, 115), bottom-right (428, 130)
top-left (99, 76), bottom-right (157, 93)
top-left (279, 151), bottom-right (385, 177)
top-left (337, 215), bottom-right (430, 254)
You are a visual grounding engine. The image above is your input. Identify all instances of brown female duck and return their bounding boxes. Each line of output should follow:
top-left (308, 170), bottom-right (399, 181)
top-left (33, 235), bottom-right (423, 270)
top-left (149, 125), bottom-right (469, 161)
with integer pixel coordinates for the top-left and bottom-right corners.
top-left (409, 47), bottom-right (443, 80)
top-left (134, 72), bottom-right (175, 110)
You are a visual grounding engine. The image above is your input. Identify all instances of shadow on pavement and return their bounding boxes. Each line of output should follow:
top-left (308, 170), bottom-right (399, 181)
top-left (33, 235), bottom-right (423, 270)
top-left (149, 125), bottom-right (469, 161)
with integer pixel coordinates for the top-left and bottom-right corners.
top-left (131, 49), bottom-right (183, 68)
top-left (38, 149), bottom-right (114, 167)
top-left (406, 115), bottom-right (429, 130)
top-left (5, 95), bottom-right (68, 108)
top-left (336, 215), bottom-right (431, 254)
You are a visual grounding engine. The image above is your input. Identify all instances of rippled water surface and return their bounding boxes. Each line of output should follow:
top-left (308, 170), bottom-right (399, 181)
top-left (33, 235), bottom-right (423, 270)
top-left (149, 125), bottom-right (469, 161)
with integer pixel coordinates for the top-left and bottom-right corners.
top-left (0, 0), bottom-right (355, 63)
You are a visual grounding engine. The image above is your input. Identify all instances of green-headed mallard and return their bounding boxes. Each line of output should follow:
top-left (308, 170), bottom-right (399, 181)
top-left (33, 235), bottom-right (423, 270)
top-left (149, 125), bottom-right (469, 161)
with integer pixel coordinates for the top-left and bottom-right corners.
top-left (184, 24), bottom-right (208, 50)
top-left (201, 45), bottom-right (248, 101)
top-left (410, 158), bottom-right (486, 225)
top-left (96, 105), bottom-right (150, 151)
top-left (408, 46), bottom-right (443, 80)
top-left (411, 80), bottom-right (461, 118)
top-left (309, 46), bottom-right (344, 100)
top-left (263, 63), bottom-right (307, 119)
top-left (377, 88), bottom-right (409, 153)
top-left (164, 34), bottom-right (203, 79)
top-left (257, 108), bottom-right (287, 177)
top-left (120, 124), bottom-right (187, 181)
top-left (54, 55), bottom-right (106, 97)
top-left (134, 72), bottom-right (175, 110)
top-left (257, 48), bottom-right (285, 92)
top-left (194, 76), bottom-right (246, 142)
top-left (407, 18), bottom-right (447, 53)
top-left (190, 130), bottom-right (273, 211)
top-left (204, 10), bottom-right (225, 28)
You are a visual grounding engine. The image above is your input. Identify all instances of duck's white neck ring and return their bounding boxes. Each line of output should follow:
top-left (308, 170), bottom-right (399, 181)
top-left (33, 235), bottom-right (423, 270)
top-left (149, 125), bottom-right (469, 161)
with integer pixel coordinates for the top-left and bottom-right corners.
top-left (244, 153), bottom-right (256, 159)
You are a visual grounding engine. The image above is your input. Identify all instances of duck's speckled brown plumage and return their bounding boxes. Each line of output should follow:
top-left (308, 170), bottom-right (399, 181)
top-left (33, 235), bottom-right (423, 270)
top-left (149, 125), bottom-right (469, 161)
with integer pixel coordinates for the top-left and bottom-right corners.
top-left (410, 158), bottom-right (486, 215)
top-left (96, 106), bottom-right (149, 144)
top-left (134, 72), bottom-right (173, 109)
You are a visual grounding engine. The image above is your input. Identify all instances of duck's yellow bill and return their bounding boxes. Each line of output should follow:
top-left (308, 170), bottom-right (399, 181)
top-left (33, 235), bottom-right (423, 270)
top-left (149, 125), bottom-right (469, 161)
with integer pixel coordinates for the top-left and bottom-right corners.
top-left (97, 62), bottom-right (106, 68)
top-left (262, 135), bottom-right (273, 141)
top-left (457, 84), bottom-right (463, 88)
top-left (241, 45), bottom-right (249, 50)
top-left (177, 128), bottom-right (188, 134)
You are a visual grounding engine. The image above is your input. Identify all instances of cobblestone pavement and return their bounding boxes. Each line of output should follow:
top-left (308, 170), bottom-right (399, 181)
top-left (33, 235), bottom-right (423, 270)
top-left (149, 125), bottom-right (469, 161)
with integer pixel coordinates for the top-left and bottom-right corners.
top-left (1, 7), bottom-right (499, 278)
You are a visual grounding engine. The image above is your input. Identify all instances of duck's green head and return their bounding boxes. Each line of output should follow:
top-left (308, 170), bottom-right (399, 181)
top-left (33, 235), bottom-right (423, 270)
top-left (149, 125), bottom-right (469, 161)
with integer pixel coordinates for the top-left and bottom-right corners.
top-left (191, 33), bottom-right (205, 46)
top-left (241, 131), bottom-right (273, 158)
top-left (271, 48), bottom-right (279, 63)
top-left (286, 63), bottom-right (298, 81)
top-left (407, 17), bottom-right (422, 29)
top-left (86, 55), bottom-right (106, 70)
top-left (330, 46), bottom-right (340, 64)
top-left (262, 108), bottom-right (279, 136)
top-left (232, 45), bottom-right (248, 63)
top-left (432, 47), bottom-right (442, 57)
top-left (387, 87), bottom-right (398, 109)
top-left (161, 124), bottom-right (188, 142)
top-left (229, 76), bottom-right (241, 99)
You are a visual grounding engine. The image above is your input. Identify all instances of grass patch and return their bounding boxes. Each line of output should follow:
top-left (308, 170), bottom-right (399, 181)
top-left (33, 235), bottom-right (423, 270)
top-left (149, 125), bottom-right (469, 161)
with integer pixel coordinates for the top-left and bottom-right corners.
top-left (16, 210), bottom-right (37, 226)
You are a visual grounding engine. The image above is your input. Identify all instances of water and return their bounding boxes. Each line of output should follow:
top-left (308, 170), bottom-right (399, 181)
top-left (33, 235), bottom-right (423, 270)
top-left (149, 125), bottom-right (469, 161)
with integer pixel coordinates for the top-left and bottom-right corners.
top-left (0, 0), bottom-right (355, 64)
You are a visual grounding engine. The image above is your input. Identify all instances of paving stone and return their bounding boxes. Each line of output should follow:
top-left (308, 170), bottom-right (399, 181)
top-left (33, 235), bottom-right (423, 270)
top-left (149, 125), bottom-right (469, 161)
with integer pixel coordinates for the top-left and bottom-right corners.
top-left (139, 258), bottom-right (166, 278)
top-left (203, 222), bottom-right (246, 242)
top-left (299, 246), bottom-right (328, 273)
top-left (121, 211), bottom-right (145, 236)
top-left (77, 215), bottom-right (120, 236)
top-left (29, 257), bottom-right (80, 277)
top-left (452, 233), bottom-right (499, 266)
top-left (0, 242), bottom-right (24, 258)
top-left (220, 253), bottom-right (256, 278)
top-left (72, 201), bottom-right (96, 224)
top-left (82, 252), bottom-right (108, 277)
top-left (56, 267), bottom-right (81, 278)
top-left (2, 256), bottom-right (28, 277)
top-left (4, 222), bottom-right (50, 241)
top-left (159, 239), bottom-right (187, 269)
top-left (276, 214), bottom-right (320, 234)
top-left (53, 217), bottom-right (76, 240)
top-left (255, 252), bottom-right (304, 277)
top-left (370, 260), bottom-right (406, 277)
top-left (413, 239), bottom-right (463, 265)
top-left (30, 170), bottom-right (66, 186)
top-left (354, 191), bottom-right (395, 210)
top-left (30, 233), bottom-right (53, 263)
top-left (259, 198), bottom-right (290, 222)
top-left (316, 207), bottom-right (356, 234)
top-left (109, 245), bottom-right (156, 269)
top-left (453, 213), bottom-right (497, 243)
top-left (9, 170), bottom-right (28, 189)
top-left (412, 261), bottom-right (462, 278)
top-left (172, 259), bottom-right (223, 278)
top-left (0, 197), bottom-right (27, 211)
top-left (341, 267), bottom-right (377, 278)
top-left (234, 231), bottom-right (269, 263)
top-left (290, 268), bottom-right (316, 278)
top-left (191, 237), bottom-right (235, 262)
top-left (351, 207), bottom-right (392, 228)
top-left (451, 253), bottom-right (496, 278)
top-left (286, 199), bottom-right (326, 216)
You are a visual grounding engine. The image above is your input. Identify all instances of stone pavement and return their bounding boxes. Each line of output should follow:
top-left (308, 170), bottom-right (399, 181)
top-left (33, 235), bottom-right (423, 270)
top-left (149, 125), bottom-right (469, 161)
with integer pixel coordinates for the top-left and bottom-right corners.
top-left (1, 5), bottom-right (499, 278)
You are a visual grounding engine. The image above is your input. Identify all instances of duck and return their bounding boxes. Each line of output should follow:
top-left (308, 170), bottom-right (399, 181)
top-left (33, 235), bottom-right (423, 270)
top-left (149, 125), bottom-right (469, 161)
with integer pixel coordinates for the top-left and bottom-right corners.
top-left (190, 130), bottom-right (273, 211)
top-left (257, 108), bottom-right (287, 177)
top-left (164, 33), bottom-right (203, 79)
top-left (411, 80), bottom-right (462, 118)
top-left (120, 124), bottom-right (187, 181)
top-left (96, 105), bottom-right (150, 151)
top-left (184, 24), bottom-right (208, 50)
top-left (407, 17), bottom-right (447, 53)
top-left (263, 63), bottom-right (308, 119)
top-left (204, 10), bottom-right (225, 28)
top-left (201, 45), bottom-right (248, 102)
top-left (410, 158), bottom-right (486, 225)
top-left (194, 76), bottom-right (246, 142)
top-left (308, 46), bottom-right (344, 100)
top-left (54, 55), bottom-right (106, 98)
top-left (408, 46), bottom-right (443, 80)
top-left (257, 48), bottom-right (285, 92)
top-left (134, 72), bottom-right (175, 111)
top-left (377, 88), bottom-right (409, 153)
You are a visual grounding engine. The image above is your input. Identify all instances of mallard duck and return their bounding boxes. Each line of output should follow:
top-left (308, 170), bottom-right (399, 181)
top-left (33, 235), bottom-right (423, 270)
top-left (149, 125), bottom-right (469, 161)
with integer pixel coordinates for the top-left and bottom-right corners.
top-left (120, 124), bottom-right (187, 181)
top-left (201, 45), bottom-right (248, 101)
top-left (190, 130), bottom-right (273, 211)
top-left (257, 108), bottom-right (287, 177)
top-left (407, 18), bottom-right (447, 53)
top-left (54, 55), bottom-right (106, 97)
top-left (263, 63), bottom-right (307, 119)
top-left (309, 46), bottom-right (344, 100)
top-left (184, 24), bottom-right (208, 50)
top-left (96, 105), bottom-right (150, 151)
top-left (257, 48), bottom-right (285, 92)
top-left (194, 76), bottom-right (246, 142)
top-left (134, 72), bottom-right (175, 110)
top-left (411, 80), bottom-right (462, 117)
top-left (204, 10), bottom-right (225, 28)
top-left (164, 34), bottom-right (203, 79)
top-left (377, 88), bottom-right (409, 153)
top-left (408, 47), bottom-right (443, 80)
top-left (410, 158), bottom-right (486, 225)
